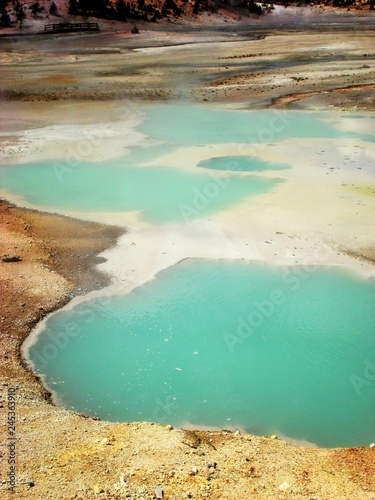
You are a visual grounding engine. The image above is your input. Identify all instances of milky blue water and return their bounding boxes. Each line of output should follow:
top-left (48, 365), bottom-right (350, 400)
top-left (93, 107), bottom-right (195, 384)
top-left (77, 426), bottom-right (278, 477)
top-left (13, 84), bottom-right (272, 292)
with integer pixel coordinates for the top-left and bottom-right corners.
top-left (139, 105), bottom-right (375, 144)
top-left (1, 106), bottom-right (373, 223)
top-left (198, 156), bottom-right (291, 172)
top-left (3, 105), bottom-right (374, 447)
top-left (0, 161), bottom-right (282, 224)
top-left (29, 260), bottom-right (375, 448)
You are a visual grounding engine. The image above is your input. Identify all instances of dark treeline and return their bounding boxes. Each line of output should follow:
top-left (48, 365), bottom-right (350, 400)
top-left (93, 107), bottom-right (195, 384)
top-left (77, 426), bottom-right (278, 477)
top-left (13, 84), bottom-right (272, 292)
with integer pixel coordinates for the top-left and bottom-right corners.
top-left (1, 0), bottom-right (373, 30)
top-left (68, 0), bottom-right (184, 21)
top-left (272, 0), bottom-right (373, 8)
top-left (66, 0), bottom-right (267, 20)
top-left (69, 0), bottom-right (373, 22)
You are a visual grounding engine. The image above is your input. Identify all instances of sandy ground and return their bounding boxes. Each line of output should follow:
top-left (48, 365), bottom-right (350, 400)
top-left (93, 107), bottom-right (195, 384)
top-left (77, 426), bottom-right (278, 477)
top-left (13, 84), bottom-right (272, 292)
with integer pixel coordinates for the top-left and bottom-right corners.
top-left (1, 11), bottom-right (375, 499)
top-left (0, 10), bottom-right (375, 108)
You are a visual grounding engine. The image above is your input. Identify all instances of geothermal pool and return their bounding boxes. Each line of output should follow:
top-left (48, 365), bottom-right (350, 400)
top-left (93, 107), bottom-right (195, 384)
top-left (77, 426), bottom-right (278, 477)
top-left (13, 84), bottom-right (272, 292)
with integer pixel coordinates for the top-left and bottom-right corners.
top-left (2, 104), bottom-right (374, 447)
top-left (27, 260), bottom-right (375, 448)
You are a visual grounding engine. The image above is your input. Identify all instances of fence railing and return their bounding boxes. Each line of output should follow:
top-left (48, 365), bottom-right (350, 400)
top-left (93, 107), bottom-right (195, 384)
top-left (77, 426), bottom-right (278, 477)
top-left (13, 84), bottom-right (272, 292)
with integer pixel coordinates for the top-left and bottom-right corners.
top-left (44, 23), bottom-right (100, 33)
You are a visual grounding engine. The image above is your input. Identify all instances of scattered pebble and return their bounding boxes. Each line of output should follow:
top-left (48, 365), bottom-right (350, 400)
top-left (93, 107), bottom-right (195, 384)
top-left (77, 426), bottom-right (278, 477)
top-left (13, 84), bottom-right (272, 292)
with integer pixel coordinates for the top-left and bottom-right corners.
top-left (189, 466), bottom-right (198, 476)
top-left (279, 481), bottom-right (290, 491)
top-left (155, 484), bottom-right (164, 499)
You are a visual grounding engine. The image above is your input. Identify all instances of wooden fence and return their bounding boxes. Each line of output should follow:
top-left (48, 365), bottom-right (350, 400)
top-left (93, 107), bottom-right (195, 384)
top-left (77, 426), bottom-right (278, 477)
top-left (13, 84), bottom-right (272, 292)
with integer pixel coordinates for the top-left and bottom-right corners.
top-left (44, 23), bottom-right (100, 33)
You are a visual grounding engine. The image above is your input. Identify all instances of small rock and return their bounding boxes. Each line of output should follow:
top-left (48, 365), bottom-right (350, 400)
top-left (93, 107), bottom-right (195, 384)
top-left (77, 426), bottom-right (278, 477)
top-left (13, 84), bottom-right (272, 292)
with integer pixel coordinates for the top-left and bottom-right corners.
top-left (269, 434), bottom-right (277, 440)
top-left (2, 255), bottom-right (22, 263)
top-left (189, 466), bottom-right (198, 476)
top-left (92, 485), bottom-right (104, 494)
top-left (182, 430), bottom-right (201, 448)
top-left (370, 443), bottom-right (375, 448)
top-left (165, 424), bottom-right (173, 431)
top-left (279, 482), bottom-right (290, 491)
top-left (155, 484), bottom-right (164, 499)
top-left (100, 438), bottom-right (108, 445)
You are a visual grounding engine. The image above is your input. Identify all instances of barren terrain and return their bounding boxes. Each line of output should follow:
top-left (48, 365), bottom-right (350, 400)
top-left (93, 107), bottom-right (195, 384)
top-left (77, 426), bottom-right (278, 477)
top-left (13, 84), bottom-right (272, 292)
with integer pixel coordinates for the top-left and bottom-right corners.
top-left (1, 11), bottom-right (375, 499)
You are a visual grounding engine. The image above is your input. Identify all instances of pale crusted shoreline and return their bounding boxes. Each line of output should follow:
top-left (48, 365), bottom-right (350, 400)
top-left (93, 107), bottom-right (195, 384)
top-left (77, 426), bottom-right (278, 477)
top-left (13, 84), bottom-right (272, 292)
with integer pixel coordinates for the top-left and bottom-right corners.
top-left (1, 17), bottom-right (375, 499)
